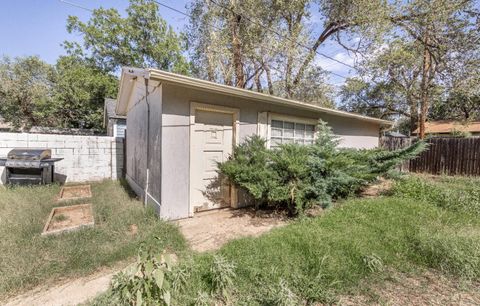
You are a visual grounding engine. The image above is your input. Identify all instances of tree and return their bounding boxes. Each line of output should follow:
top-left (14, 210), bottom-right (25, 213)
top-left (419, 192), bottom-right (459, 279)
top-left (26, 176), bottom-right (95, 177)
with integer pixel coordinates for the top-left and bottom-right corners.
top-left (65, 0), bottom-right (190, 74)
top-left (53, 56), bottom-right (118, 129)
top-left (0, 56), bottom-right (56, 129)
top-left (340, 0), bottom-right (480, 135)
top-left (0, 55), bottom-right (118, 130)
top-left (186, 0), bottom-right (391, 105)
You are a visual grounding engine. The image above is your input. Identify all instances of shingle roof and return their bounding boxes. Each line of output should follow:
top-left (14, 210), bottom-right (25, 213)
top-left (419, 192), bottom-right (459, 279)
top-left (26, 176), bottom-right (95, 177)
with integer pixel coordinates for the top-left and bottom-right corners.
top-left (412, 121), bottom-right (480, 134)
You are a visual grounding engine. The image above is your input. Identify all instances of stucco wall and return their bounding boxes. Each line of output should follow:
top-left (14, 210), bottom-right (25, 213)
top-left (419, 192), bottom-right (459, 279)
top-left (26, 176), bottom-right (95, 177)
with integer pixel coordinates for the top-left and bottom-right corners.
top-left (0, 132), bottom-right (123, 184)
top-left (124, 79), bottom-right (163, 213)
top-left (159, 83), bottom-right (381, 220)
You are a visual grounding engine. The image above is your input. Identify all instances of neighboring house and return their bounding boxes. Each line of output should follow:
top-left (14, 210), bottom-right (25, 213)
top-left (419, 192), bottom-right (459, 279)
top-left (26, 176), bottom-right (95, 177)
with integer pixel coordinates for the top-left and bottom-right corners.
top-left (412, 121), bottom-right (480, 137)
top-left (104, 98), bottom-right (127, 138)
top-left (384, 131), bottom-right (408, 138)
top-left (115, 68), bottom-right (393, 220)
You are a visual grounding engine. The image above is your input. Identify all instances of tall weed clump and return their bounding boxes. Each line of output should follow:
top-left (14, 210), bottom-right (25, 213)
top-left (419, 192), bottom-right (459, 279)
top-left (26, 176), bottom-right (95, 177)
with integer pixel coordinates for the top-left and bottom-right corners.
top-left (219, 121), bottom-right (426, 215)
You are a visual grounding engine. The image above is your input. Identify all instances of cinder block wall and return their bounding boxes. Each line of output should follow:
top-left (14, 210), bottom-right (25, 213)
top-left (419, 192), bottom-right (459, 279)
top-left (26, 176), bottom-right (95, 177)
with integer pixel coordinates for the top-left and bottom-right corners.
top-left (0, 132), bottom-right (124, 184)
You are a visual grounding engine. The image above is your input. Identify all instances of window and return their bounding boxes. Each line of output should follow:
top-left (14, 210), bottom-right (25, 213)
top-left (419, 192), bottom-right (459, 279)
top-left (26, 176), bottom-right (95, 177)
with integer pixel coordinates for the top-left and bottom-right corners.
top-left (270, 119), bottom-right (315, 148)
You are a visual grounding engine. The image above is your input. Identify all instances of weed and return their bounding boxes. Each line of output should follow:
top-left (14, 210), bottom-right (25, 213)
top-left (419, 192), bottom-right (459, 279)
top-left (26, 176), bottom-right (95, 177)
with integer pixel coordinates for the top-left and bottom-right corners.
top-left (209, 254), bottom-right (236, 299)
top-left (362, 254), bottom-right (384, 273)
top-left (53, 214), bottom-right (68, 222)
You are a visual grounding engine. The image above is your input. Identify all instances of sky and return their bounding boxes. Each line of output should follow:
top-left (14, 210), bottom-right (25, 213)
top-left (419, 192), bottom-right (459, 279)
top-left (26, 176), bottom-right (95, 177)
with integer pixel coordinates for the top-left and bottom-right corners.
top-left (0, 0), bottom-right (355, 87)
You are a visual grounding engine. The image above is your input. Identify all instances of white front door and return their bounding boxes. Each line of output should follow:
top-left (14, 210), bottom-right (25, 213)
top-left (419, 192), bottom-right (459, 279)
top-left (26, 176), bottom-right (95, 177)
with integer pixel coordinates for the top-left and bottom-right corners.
top-left (191, 109), bottom-right (234, 212)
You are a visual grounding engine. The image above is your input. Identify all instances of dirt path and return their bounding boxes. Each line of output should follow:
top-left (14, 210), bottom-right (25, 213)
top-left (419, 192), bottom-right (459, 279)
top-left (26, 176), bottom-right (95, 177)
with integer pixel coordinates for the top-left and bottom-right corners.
top-left (3, 269), bottom-right (117, 306)
top-left (3, 208), bottom-right (286, 306)
top-left (175, 208), bottom-right (288, 252)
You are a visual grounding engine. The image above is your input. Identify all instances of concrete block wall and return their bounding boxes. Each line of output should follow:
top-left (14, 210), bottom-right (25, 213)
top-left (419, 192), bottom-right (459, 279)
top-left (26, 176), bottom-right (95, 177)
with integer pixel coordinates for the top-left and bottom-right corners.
top-left (0, 132), bottom-right (124, 184)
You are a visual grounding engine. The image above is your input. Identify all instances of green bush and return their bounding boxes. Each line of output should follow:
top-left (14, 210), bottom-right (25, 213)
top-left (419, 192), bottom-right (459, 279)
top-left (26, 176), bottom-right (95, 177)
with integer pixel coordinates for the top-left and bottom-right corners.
top-left (219, 121), bottom-right (426, 215)
top-left (108, 244), bottom-right (173, 306)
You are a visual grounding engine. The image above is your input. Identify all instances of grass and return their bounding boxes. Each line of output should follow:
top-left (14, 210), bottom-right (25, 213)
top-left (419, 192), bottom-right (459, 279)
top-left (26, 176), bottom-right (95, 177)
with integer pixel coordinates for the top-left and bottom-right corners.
top-left (154, 175), bottom-right (479, 305)
top-left (0, 180), bottom-right (187, 299)
top-left (4, 175), bottom-right (480, 305)
top-left (166, 198), bottom-right (479, 304)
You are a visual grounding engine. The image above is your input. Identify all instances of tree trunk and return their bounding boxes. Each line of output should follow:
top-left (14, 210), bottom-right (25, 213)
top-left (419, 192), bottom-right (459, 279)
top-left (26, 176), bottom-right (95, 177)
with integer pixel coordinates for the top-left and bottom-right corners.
top-left (419, 31), bottom-right (432, 139)
top-left (254, 64), bottom-right (262, 92)
top-left (264, 63), bottom-right (274, 95)
top-left (408, 97), bottom-right (418, 135)
top-left (229, 4), bottom-right (245, 88)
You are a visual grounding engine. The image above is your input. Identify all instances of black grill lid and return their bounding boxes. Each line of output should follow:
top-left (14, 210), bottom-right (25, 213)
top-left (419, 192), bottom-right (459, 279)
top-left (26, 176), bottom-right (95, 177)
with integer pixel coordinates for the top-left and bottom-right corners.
top-left (7, 148), bottom-right (52, 160)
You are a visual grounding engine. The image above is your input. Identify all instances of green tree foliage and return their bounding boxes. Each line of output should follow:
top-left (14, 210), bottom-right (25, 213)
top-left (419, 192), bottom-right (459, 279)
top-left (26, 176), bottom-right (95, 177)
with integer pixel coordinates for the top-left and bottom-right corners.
top-left (0, 55), bottom-right (117, 130)
top-left (219, 121), bottom-right (427, 215)
top-left (0, 56), bottom-right (56, 129)
top-left (340, 0), bottom-right (480, 133)
top-left (53, 56), bottom-right (118, 129)
top-left (65, 0), bottom-right (189, 74)
top-left (187, 0), bottom-right (391, 105)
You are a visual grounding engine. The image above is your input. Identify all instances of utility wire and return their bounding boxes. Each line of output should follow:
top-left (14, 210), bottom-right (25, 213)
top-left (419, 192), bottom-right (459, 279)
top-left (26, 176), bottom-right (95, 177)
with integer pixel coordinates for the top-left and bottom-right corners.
top-left (151, 0), bottom-right (350, 80)
top-left (59, 0), bottom-right (93, 12)
top-left (59, 0), bottom-right (352, 81)
top-left (206, 0), bottom-right (356, 70)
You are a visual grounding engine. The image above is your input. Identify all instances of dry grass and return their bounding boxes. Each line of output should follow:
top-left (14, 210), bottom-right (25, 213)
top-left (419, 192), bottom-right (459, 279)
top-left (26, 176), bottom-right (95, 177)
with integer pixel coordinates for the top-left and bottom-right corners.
top-left (0, 180), bottom-right (186, 300)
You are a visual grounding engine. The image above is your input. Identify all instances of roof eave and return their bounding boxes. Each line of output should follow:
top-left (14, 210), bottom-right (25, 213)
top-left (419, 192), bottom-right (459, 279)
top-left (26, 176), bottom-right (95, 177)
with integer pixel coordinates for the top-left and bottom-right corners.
top-left (117, 67), bottom-right (393, 126)
top-left (147, 69), bottom-right (393, 126)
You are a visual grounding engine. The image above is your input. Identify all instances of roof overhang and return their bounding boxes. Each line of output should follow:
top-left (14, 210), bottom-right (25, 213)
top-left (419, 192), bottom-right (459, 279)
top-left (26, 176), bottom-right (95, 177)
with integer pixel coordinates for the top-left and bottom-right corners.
top-left (116, 67), bottom-right (394, 127)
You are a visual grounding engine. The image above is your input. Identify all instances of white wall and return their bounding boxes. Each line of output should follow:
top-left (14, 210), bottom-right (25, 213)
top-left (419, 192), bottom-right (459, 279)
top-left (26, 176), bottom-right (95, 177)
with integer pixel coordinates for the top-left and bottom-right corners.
top-left (0, 132), bottom-right (124, 184)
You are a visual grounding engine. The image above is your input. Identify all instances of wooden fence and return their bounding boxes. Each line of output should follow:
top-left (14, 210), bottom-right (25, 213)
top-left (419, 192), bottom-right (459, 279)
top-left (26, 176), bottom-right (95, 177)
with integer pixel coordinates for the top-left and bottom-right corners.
top-left (380, 137), bottom-right (480, 176)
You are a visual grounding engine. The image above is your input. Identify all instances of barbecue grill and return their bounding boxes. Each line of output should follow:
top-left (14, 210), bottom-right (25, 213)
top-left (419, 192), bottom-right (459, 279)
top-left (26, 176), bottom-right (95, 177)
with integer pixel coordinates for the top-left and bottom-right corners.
top-left (0, 148), bottom-right (63, 185)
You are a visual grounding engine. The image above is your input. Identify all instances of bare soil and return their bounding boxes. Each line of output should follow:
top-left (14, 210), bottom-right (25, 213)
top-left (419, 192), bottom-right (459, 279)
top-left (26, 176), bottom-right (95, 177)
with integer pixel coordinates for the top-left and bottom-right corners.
top-left (58, 185), bottom-right (92, 201)
top-left (42, 204), bottom-right (94, 235)
top-left (361, 178), bottom-right (393, 198)
top-left (337, 270), bottom-right (480, 306)
top-left (3, 266), bottom-right (121, 306)
top-left (176, 207), bottom-right (288, 252)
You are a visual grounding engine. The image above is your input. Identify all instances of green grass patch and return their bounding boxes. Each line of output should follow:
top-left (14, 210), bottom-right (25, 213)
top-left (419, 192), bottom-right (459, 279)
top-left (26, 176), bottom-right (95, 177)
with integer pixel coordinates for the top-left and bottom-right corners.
top-left (0, 180), bottom-right (186, 298)
top-left (166, 176), bottom-right (480, 305)
top-left (391, 175), bottom-right (480, 214)
top-left (89, 175), bottom-right (480, 305)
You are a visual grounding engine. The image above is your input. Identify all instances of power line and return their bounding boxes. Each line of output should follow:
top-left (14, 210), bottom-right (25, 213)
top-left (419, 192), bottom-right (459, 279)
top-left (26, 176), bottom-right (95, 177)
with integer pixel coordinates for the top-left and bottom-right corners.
top-left (59, 0), bottom-right (93, 12)
top-left (59, 0), bottom-right (352, 81)
top-left (207, 0), bottom-right (356, 70)
top-left (151, 0), bottom-right (350, 80)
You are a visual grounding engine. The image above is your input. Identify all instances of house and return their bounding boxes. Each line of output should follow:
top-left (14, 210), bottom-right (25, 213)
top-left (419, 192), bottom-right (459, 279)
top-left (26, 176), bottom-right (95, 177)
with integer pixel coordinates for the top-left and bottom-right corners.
top-left (384, 131), bottom-right (408, 138)
top-left (412, 121), bottom-right (480, 137)
top-left (104, 98), bottom-right (127, 137)
top-left (115, 68), bottom-right (393, 220)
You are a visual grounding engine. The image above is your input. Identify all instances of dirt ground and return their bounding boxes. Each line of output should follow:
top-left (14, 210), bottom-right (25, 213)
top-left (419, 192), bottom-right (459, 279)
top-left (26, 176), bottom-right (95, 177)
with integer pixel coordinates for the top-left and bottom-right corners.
top-left (58, 185), bottom-right (92, 201)
top-left (175, 207), bottom-right (288, 252)
top-left (360, 178), bottom-right (393, 198)
top-left (44, 204), bottom-right (94, 233)
top-left (3, 268), bottom-right (119, 306)
top-left (337, 270), bottom-right (480, 306)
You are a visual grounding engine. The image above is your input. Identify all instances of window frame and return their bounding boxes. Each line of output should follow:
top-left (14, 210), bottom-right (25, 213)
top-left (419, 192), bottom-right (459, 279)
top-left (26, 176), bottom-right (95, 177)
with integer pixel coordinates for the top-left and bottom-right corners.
top-left (266, 113), bottom-right (318, 148)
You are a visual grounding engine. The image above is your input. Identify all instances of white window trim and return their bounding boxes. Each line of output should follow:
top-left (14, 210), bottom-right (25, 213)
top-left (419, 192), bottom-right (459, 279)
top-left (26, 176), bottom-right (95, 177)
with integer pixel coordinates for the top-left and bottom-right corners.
top-left (264, 112), bottom-right (319, 148)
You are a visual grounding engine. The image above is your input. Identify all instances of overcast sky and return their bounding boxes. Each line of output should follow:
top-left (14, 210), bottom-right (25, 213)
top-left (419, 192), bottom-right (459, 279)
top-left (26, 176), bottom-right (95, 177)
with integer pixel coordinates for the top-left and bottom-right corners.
top-left (0, 0), bottom-right (356, 88)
